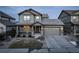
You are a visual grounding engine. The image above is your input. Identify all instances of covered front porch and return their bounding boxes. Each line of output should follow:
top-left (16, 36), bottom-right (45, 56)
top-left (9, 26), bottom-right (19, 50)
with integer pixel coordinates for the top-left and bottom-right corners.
top-left (16, 23), bottom-right (44, 37)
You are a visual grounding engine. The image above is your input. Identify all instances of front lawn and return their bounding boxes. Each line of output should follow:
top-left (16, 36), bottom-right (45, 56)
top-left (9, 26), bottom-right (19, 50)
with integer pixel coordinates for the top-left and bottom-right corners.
top-left (9, 39), bottom-right (43, 49)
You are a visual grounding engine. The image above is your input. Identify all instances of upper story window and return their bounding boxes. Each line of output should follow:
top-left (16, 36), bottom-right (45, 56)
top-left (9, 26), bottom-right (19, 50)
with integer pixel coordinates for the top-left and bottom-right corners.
top-left (73, 16), bottom-right (77, 19)
top-left (24, 16), bottom-right (30, 21)
top-left (72, 16), bottom-right (79, 22)
top-left (36, 16), bottom-right (40, 20)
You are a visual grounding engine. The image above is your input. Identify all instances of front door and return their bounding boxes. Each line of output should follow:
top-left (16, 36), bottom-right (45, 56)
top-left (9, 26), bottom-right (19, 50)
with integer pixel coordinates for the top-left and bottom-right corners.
top-left (33, 26), bottom-right (41, 33)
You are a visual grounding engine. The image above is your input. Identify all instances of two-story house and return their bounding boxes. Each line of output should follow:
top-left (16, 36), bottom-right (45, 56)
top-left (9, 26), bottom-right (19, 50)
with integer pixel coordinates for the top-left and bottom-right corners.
top-left (16, 9), bottom-right (64, 37)
top-left (58, 10), bottom-right (79, 35)
top-left (0, 11), bottom-right (15, 33)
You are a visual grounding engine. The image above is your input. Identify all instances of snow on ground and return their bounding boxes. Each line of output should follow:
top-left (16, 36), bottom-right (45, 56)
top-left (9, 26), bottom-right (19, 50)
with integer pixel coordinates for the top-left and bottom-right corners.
top-left (33, 34), bottom-right (42, 39)
top-left (70, 41), bottom-right (77, 46)
top-left (0, 35), bottom-right (79, 53)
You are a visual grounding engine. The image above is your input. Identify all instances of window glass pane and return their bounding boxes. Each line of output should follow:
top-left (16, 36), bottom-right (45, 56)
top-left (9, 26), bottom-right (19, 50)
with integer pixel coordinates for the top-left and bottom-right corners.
top-left (36, 16), bottom-right (40, 19)
top-left (24, 16), bottom-right (30, 21)
top-left (73, 16), bottom-right (77, 19)
top-left (72, 16), bottom-right (79, 22)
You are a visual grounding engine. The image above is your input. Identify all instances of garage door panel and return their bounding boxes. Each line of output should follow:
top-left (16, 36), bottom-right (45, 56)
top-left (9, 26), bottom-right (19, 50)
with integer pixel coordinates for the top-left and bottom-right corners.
top-left (45, 28), bottom-right (60, 35)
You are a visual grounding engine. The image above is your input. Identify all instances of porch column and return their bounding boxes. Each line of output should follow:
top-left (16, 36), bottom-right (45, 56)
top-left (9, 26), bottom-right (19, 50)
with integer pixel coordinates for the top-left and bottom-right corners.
top-left (43, 26), bottom-right (45, 36)
top-left (16, 25), bottom-right (19, 36)
top-left (41, 26), bottom-right (43, 35)
top-left (32, 26), bottom-right (34, 36)
top-left (42, 26), bottom-right (44, 36)
top-left (34, 26), bottom-right (37, 34)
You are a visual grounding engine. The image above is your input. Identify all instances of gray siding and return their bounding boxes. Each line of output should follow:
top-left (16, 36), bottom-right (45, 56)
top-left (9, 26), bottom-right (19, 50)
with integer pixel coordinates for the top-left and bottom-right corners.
top-left (19, 12), bottom-right (42, 23)
top-left (35, 15), bottom-right (41, 22)
top-left (19, 14), bottom-right (34, 23)
top-left (59, 12), bottom-right (69, 18)
top-left (59, 13), bottom-right (72, 34)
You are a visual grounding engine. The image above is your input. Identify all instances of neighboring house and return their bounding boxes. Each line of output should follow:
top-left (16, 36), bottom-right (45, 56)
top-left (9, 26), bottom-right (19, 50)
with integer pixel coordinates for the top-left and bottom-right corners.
top-left (58, 10), bottom-right (79, 35)
top-left (0, 11), bottom-right (15, 33)
top-left (16, 9), bottom-right (64, 36)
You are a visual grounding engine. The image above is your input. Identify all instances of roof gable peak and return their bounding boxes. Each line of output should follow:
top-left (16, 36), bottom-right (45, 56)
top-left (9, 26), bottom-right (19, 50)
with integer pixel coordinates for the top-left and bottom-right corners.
top-left (18, 8), bottom-right (42, 16)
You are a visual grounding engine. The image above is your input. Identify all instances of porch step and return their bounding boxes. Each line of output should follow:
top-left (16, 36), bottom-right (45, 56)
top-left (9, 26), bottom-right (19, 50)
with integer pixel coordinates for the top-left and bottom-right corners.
top-left (34, 34), bottom-right (42, 39)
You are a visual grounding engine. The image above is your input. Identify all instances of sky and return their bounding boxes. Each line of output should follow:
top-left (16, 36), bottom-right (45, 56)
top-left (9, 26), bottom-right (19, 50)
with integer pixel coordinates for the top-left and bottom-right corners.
top-left (0, 6), bottom-right (79, 21)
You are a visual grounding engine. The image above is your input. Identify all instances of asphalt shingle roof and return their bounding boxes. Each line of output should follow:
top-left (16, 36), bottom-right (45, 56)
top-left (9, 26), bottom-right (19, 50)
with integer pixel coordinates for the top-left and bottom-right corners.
top-left (42, 19), bottom-right (64, 25)
top-left (18, 9), bottom-right (42, 16)
top-left (0, 11), bottom-right (15, 20)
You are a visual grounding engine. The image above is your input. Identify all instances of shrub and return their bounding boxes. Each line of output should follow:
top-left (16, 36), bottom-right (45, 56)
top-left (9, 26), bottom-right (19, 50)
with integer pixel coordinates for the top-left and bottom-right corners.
top-left (23, 35), bottom-right (26, 37)
top-left (0, 33), bottom-right (5, 41)
top-left (17, 34), bottom-right (20, 37)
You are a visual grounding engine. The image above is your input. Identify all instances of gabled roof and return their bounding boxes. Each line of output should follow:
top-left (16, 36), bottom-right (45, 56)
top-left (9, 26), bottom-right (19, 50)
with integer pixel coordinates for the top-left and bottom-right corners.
top-left (0, 11), bottom-right (15, 20)
top-left (18, 9), bottom-right (42, 16)
top-left (58, 10), bottom-right (79, 18)
top-left (32, 21), bottom-right (43, 25)
top-left (62, 10), bottom-right (79, 15)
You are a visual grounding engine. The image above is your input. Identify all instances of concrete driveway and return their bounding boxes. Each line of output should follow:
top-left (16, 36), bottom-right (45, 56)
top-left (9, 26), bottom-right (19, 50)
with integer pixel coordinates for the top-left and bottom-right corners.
top-left (45, 35), bottom-right (79, 52)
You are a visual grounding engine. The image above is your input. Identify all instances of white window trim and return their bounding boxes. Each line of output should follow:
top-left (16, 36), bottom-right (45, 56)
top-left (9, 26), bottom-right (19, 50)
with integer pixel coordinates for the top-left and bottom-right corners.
top-left (24, 15), bottom-right (30, 21)
top-left (36, 16), bottom-right (40, 20)
top-left (73, 16), bottom-right (77, 19)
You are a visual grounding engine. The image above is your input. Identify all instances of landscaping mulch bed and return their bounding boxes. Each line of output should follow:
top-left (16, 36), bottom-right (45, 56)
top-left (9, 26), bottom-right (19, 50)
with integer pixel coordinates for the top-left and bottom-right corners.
top-left (9, 39), bottom-right (43, 49)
